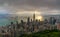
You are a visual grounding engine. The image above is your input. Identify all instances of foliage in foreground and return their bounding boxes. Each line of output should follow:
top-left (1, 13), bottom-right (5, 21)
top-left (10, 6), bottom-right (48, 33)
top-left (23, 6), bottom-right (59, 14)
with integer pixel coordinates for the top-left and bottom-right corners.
top-left (0, 29), bottom-right (60, 37)
top-left (20, 29), bottom-right (60, 37)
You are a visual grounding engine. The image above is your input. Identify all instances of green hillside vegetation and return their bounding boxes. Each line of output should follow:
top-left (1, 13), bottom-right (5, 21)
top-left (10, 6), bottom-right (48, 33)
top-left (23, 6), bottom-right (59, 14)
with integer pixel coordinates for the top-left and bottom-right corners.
top-left (0, 29), bottom-right (60, 37)
top-left (20, 29), bottom-right (60, 37)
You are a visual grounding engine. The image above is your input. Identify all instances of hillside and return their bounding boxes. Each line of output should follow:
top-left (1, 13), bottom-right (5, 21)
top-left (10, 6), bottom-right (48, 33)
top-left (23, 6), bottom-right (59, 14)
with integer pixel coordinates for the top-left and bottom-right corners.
top-left (20, 30), bottom-right (60, 37)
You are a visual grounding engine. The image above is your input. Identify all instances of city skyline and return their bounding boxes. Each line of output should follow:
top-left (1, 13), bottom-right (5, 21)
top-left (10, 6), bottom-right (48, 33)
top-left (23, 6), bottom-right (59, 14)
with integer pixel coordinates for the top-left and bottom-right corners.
top-left (0, 0), bottom-right (60, 37)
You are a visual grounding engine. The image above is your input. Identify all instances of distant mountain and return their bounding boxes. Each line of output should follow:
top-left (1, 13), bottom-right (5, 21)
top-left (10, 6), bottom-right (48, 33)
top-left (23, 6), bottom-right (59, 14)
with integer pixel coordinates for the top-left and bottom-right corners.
top-left (0, 14), bottom-right (60, 18)
top-left (0, 14), bottom-right (9, 18)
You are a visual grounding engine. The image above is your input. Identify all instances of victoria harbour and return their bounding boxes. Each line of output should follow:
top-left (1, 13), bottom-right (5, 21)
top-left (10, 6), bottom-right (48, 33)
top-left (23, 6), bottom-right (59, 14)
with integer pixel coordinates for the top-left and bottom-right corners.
top-left (0, 18), bottom-right (9, 26)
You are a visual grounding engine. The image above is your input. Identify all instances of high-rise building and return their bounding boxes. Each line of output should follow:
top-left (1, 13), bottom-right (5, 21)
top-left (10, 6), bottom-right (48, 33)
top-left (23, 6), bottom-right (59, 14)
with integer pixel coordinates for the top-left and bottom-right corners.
top-left (33, 14), bottom-right (35, 21)
top-left (49, 17), bottom-right (53, 24)
top-left (33, 14), bottom-right (36, 25)
top-left (49, 17), bottom-right (56, 25)
top-left (44, 19), bottom-right (48, 24)
top-left (31, 19), bottom-right (33, 22)
top-left (21, 20), bottom-right (24, 24)
top-left (11, 22), bottom-right (13, 25)
top-left (27, 17), bottom-right (30, 25)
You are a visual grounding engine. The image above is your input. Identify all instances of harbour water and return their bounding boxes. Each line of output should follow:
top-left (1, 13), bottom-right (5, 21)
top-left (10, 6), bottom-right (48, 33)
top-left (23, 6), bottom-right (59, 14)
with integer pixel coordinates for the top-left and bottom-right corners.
top-left (0, 17), bottom-right (23, 26)
top-left (0, 18), bottom-right (15, 26)
top-left (0, 18), bottom-right (10, 26)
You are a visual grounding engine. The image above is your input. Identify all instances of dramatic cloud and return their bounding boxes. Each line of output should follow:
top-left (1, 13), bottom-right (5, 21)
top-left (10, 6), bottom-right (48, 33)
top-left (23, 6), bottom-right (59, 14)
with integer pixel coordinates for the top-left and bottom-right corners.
top-left (0, 0), bottom-right (59, 15)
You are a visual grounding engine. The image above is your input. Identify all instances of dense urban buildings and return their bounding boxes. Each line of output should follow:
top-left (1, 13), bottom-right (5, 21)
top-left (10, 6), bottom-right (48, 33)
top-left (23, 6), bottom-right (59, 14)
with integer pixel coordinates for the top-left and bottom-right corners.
top-left (1, 14), bottom-right (60, 37)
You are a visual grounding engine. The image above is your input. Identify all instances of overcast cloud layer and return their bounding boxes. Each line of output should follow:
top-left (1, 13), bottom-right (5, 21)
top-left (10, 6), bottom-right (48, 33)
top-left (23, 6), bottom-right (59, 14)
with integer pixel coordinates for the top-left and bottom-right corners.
top-left (0, 0), bottom-right (59, 15)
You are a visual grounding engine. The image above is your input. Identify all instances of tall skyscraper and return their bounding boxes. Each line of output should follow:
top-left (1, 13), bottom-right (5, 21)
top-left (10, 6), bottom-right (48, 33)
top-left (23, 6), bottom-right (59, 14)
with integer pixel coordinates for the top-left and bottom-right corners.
top-left (49, 17), bottom-right (56, 25)
top-left (31, 19), bottom-right (33, 22)
top-left (44, 19), bottom-right (48, 24)
top-left (33, 14), bottom-right (35, 21)
top-left (49, 17), bottom-right (53, 24)
top-left (27, 17), bottom-right (30, 25)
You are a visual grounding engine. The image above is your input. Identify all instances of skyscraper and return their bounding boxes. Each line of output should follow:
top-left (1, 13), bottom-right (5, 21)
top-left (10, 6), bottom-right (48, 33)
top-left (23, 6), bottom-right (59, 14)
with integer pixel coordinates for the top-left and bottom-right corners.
top-left (49, 17), bottom-right (53, 24)
top-left (44, 19), bottom-right (48, 24)
top-left (33, 14), bottom-right (35, 21)
top-left (21, 20), bottom-right (24, 24)
top-left (27, 17), bottom-right (30, 25)
top-left (49, 17), bottom-right (56, 25)
top-left (31, 19), bottom-right (33, 22)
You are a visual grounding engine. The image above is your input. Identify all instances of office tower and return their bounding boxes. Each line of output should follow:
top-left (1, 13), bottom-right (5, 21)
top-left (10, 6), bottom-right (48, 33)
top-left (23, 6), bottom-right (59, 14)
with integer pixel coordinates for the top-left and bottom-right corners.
top-left (16, 21), bottom-right (18, 25)
top-left (49, 17), bottom-right (53, 24)
top-left (27, 17), bottom-right (30, 25)
top-left (16, 21), bottom-right (20, 29)
top-left (21, 20), bottom-right (24, 28)
top-left (49, 17), bottom-right (56, 25)
top-left (53, 18), bottom-right (56, 24)
top-left (38, 20), bottom-right (40, 25)
top-left (10, 22), bottom-right (14, 29)
top-left (10, 22), bottom-right (15, 30)
top-left (35, 19), bottom-right (38, 25)
top-left (33, 14), bottom-right (35, 21)
top-left (11, 22), bottom-right (13, 25)
top-left (44, 19), bottom-right (48, 24)
top-left (21, 20), bottom-right (24, 24)
top-left (31, 19), bottom-right (33, 22)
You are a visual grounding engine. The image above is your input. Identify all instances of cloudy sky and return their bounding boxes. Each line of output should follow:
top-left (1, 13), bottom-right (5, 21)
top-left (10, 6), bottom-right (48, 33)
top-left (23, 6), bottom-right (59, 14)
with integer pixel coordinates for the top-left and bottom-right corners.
top-left (0, 0), bottom-right (59, 16)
